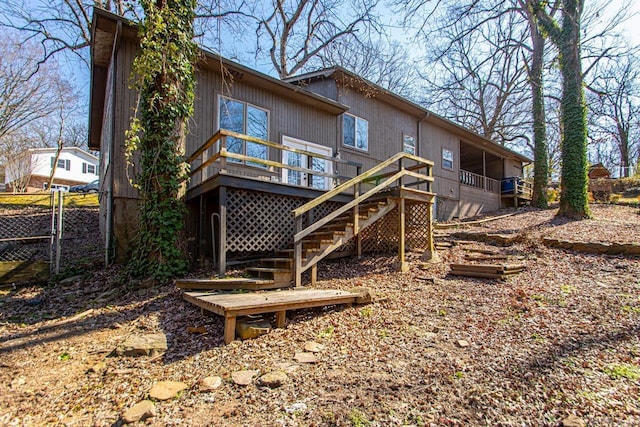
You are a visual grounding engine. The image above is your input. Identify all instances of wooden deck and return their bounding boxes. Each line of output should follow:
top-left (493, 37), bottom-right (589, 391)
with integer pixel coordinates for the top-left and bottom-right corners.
top-left (184, 289), bottom-right (359, 344)
top-left (176, 277), bottom-right (288, 291)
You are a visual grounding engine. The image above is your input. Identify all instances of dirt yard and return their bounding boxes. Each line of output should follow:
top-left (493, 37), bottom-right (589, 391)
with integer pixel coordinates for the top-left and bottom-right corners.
top-left (1, 205), bottom-right (639, 426)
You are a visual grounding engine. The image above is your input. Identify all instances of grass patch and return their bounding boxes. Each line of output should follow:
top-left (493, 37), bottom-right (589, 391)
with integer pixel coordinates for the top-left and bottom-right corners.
top-left (603, 363), bottom-right (640, 381)
top-left (0, 193), bottom-right (98, 208)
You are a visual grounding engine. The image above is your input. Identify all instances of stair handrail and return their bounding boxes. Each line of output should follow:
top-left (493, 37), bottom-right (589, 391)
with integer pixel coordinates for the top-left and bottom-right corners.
top-left (292, 152), bottom-right (434, 284)
top-left (292, 151), bottom-right (434, 218)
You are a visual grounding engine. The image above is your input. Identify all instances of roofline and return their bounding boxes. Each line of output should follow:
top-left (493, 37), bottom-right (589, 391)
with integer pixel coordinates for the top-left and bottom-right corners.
top-left (28, 147), bottom-right (99, 161)
top-left (287, 66), bottom-right (533, 163)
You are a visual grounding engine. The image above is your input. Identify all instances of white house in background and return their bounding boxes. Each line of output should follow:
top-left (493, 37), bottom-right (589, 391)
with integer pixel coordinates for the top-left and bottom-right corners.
top-left (4, 147), bottom-right (99, 192)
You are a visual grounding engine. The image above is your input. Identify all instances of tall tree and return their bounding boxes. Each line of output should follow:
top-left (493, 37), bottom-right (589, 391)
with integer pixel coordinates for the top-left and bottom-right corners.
top-left (534, 0), bottom-right (590, 218)
top-left (254, 0), bottom-right (379, 78)
top-left (587, 55), bottom-right (640, 178)
top-left (126, 0), bottom-right (198, 282)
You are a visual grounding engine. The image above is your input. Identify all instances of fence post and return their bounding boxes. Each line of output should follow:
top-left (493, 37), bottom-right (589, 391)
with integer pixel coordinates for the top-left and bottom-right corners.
top-left (55, 191), bottom-right (63, 274)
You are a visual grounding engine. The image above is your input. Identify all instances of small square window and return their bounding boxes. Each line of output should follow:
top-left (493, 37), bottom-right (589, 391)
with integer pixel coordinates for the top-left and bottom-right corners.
top-left (442, 149), bottom-right (454, 170)
top-left (403, 135), bottom-right (416, 155)
top-left (343, 113), bottom-right (368, 151)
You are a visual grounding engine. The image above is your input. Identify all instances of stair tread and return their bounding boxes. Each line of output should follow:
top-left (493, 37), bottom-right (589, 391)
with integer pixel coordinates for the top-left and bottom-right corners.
top-left (246, 267), bottom-right (291, 273)
top-left (260, 257), bottom-right (294, 262)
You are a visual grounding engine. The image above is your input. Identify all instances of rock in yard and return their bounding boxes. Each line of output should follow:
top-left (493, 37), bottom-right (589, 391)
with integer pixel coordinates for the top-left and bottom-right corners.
top-left (115, 333), bottom-right (167, 357)
top-left (88, 361), bottom-right (107, 374)
top-left (349, 287), bottom-right (373, 304)
top-left (284, 402), bottom-right (308, 414)
top-left (122, 400), bottom-right (156, 424)
top-left (231, 370), bottom-right (260, 386)
top-left (456, 339), bottom-right (470, 348)
top-left (148, 381), bottom-right (188, 400)
top-left (304, 341), bottom-right (325, 353)
top-left (187, 326), bottom-right (207, 334)
top-left (294, 352), bottom-right (318, 363)
top-left (236, 317), bottom-right (271, 340)
top-left (199, 376), bottom-right (223, 392)
top-left (560, 415), bottom-right (585, 427)
top-left (259, 371), bottom-right (288, 388)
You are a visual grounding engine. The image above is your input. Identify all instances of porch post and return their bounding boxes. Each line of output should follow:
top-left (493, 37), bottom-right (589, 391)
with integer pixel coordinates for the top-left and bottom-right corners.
top-left (294, 216), bottom-right (303, 287)
top-left (218, 186), bottom-right (227, 278)
top-left (397, 197), bottom-right (409, 272)
top-left (199, 195), bottom-right (206, 267)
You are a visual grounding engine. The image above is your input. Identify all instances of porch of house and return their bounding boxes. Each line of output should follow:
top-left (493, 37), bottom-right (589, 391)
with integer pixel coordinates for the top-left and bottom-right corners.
top-left (458, 141), bottom-right (532, 213)
top-left (184, 129), bottom-right (436, 285)
top-left (181, 130), bottom-right (436, 343)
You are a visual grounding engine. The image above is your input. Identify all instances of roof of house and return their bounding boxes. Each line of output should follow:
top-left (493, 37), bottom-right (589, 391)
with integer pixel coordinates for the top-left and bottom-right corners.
top-left (90, 9), bottom-right (347, 150)
top-left (29, 146), bottom-right (98, 161)
top-left (286, 67), bottom-right (533, 163)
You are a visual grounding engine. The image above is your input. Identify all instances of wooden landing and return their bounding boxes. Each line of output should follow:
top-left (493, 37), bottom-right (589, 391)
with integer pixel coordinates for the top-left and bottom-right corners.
top-left (184, 289), bottom-right (358, 344)
top-left (176, 277), bottom-right (288, 291)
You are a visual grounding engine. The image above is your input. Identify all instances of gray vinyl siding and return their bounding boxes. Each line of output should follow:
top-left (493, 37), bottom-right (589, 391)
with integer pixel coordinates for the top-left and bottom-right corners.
top-left (191, 70), bottom-right (339, 160)
top-left (419, 122), bottom-right (460, 199)
top-left (334, 86), bottom-right (421, 172)
top-left (459, 186), bottom-right (500, 217)
top-left (99, 59), bottom-right (115, 240)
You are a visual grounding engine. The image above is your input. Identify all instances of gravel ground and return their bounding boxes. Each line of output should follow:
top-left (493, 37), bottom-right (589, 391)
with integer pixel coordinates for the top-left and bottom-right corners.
top-left (1, 205), bottom-right (639, 426)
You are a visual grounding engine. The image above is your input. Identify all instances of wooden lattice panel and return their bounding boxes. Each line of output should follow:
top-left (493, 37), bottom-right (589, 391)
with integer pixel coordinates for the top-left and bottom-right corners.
top-left (361, 203), bottom-right (432, 253)
top-left (225, 189), bottom-right (344, 254)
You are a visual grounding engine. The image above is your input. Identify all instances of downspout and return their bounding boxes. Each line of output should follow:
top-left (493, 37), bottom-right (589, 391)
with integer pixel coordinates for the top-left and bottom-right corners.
top-left (417, 112), bottom-right (430, 191)
top-left (105, 20), bottom-right (122, 266)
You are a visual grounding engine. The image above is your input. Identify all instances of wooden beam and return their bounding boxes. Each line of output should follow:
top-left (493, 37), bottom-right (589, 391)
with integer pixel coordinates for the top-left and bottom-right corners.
top-left (218, 186), bottom-right (227, 278)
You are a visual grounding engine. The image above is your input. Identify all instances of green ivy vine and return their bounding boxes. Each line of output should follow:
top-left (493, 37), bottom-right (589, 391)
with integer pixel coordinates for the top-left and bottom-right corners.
top-left (125, 0), bottom-right (198, 283)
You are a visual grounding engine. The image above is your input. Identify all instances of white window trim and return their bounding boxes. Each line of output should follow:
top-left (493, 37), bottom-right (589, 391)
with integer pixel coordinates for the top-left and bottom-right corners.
top-left (281, 135), bottom-right (333, 190)
top-left (342, 113), bottom-right (369, 152)
top-left (442, 148), bottom-right (454, 171)
top-left (403, 134), bottom-right (416, 155)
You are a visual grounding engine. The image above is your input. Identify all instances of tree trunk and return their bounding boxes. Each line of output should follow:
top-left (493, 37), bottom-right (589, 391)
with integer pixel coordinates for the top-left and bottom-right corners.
top-left (557, 0), bottom-right (590, 218)
top-left (529, 21), bottom-right (548, 208)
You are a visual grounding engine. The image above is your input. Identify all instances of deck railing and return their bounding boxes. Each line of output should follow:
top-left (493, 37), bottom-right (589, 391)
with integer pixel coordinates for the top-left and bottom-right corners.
top-left (459, 169), bottom-right (500, 193)
top-left (186, 129), bottom-right (362, 191)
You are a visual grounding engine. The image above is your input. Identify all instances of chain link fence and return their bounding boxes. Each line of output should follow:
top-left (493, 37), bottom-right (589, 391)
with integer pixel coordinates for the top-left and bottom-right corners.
top-left (0, 192), bottom-right (102, 285)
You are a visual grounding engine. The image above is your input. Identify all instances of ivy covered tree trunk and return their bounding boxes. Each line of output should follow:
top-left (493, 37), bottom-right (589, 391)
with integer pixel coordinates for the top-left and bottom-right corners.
top-left (529, 17), bottom-right (548, 208)
top-left (535, 0), bottom-right (590, 219)
top-left (126, 0), bottom-right (198, 282)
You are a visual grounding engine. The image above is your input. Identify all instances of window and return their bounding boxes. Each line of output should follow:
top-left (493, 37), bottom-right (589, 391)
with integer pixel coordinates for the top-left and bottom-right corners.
top-left (218, 96), bottom-right (269, 166)
top-left (343, 113), bottom-right (368, 151)
top-left (51, 157), bottom-right (70, 171)
top-left (403, 134), bottom-right (416, 155)
top-left (442, 148), bottom-right (454, 170)
top-left (82, 163), bottom-right (96, 174)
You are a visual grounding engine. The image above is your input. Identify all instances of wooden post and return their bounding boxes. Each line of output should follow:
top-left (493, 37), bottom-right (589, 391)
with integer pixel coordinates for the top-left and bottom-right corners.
top-left (275, 311), bottom-right (286, 328)
top-left (311, 264), bottom-right (317, 286)
top-left (220, 135), bottom-right (227, 173)
top-left (218, 186), bottom-right (227, 278)
top-left (199, 195), bottom-right (205, 267)
top-left (353, 181), bottom-right (361, 258)
top-left (294, 215), bottom-right (303, 288)
top-left (224, 313), bottom-right (236, 344)
top-left (397, 197), bottom-right (409, 272)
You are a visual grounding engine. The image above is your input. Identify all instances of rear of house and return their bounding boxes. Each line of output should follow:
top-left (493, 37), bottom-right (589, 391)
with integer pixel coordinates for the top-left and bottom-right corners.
top-left (90, 10), bottom-right (529, 276)
top-left (286, 68), bottom-right (532, 221)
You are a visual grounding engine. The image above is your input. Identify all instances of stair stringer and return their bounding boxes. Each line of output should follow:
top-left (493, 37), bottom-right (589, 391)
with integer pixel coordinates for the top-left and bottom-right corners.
top-left (299, 198), bottom-right (398, 274)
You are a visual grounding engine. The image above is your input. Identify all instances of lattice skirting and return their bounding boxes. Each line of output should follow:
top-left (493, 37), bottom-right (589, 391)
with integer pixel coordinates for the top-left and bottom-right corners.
top-left (225, 188), bottom-right (341, 254)
top-left (361, 204), bottom-right (433, 254)
top-left (224, 188), bottom-right (432, 258)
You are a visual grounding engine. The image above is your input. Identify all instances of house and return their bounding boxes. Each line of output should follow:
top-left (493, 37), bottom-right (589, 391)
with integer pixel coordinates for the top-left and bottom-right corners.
top-left (4, 147), bottom-right (99, 192)
top-left (90, 10), bottom-right (531, 283)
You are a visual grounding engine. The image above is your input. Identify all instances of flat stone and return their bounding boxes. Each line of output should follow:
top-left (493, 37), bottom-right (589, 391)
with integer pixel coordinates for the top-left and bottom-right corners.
top-left (560, 415), bottom-right (585, 427)
top-left (236, 317), bottom-right (271, 340)
top-left (199, 376), bottom-right (222, 392)
top-left (304, 341), bottom-right (325, 353)
top-left (148, 381), bottom-right (188, 400)
top-left (259, 371), bottom-right (288, 388)
top-left (88, 361), bottom-right (107, 374)
top-left (274, 362), bottom-right (300, 374)
top-left (117, 333), bottom-right (167, 357)
top-left (231, 370), bottom-right (259, 386)
top-left (294, 352), bottom-right (318, 363)
top-left (187, 326), bottom-right (207, 334)
top-left (349, 287), bottom-right (373, 304)
top-left (122, 400), bottom-right (156, 424)
top-left (456, 339), bottom-right (470, 348)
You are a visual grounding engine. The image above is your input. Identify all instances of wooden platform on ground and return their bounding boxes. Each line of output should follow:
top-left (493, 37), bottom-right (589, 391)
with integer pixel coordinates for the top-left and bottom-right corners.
top-left (184, 289), bottom-right (359, 344)
top-left (449, 263), bottom-right (526, 279)
top-left (176, 277), bottom-right (288, 291)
